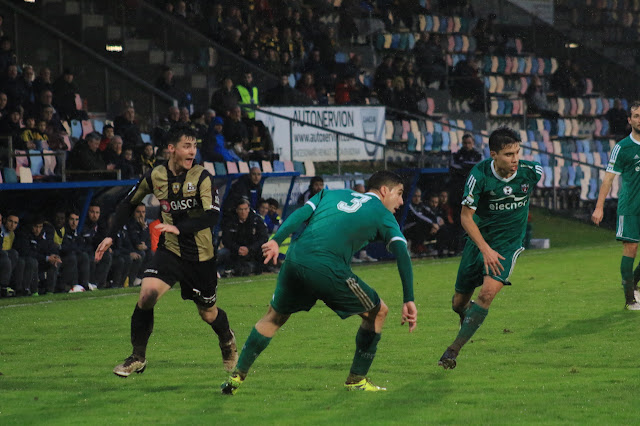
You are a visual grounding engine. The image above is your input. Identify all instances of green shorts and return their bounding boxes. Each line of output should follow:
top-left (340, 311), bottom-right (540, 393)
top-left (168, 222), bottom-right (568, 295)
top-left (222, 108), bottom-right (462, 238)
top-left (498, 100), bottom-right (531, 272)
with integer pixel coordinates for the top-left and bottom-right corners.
top-left (270, 260), bottom-right (380, 319)
top-left (616, 215), bottom-right (640, 243)
top-left (454, 242), bottom-right (525, 294)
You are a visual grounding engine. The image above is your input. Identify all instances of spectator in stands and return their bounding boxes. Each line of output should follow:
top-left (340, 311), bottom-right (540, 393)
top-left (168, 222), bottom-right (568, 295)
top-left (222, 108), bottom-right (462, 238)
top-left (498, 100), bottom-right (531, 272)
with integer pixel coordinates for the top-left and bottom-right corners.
top-left (525, 76), bottom-right (560, 119)
top-left (335, 74), bottom-right (368, 105)
top-left (296, 72), bottom-right (318, 103)
top-left (472, 18), bottom-right (496, 55)
top-left (375, 77), bottom-right (395, 108)
top-left (152, 105), bottom-right (180, 148)
top-left (0, 107), bottom-right (21, 139)
top-left (265, 198), bottom-right (282, 234)
top-left (179, 107), bottom-right (190, 124)
top-left (265, 73), bottom-right (299, 106)
top-left (138, 143), bottom-right (156, 175)
top-left (103, 135), bottom-right (135, 179)
top-left (450, 57), bottom-right (485, 112)
top-left (403, 189), bottom-right (439, 256)
top-left (414, 32), bottom-right (447, 89)
top-left (236, 71), bottom-right (259, 120)
top-left (81, 203), bottom-right (111, 289)
top-left (28, 89), bottom-right (55, 122)
top-left (405, 75), bottom-right (426, 113)
top-left (98, 124), bottom-right (114, 151)
top-left (438, 189), bottom-right (460, 255)
top-left (114, 105), bottom-right (144, 151)
top-left (424, 192), bottom-right (455, 257)
top-left (606, 98), bottom-right (630, 137)
top-left (204, 108), bottom-right (216, 127)
top-left (155, 66), bottom-right (182, 102)
top-left (2, 212), bottom-right (36, 296)
top-left (552, 58), bottom-right (581, 98)
top-left (298, 176), bottom-right (324, 204)
top-left (202, 116), bottom-right (240, 163)
top-left (247, 120), bottom-right (275, 161)
top-left (342, 54), bottom-right (364, 81)
top-left (449, 133), bottom-right (482, 245)
top-left (41, 105), bottom-right (68, 151)
top-left (108, 213), bottom-right (143, 288)
top-left (223, 105), bottom-right (249, 158)
top-left (374, 55), bottom-right (395, 91)
top-left (190, 111), bottom-right (208, 145)
top-left (127, 204), bottom-right (151, 287)
top-left (226, 166), bottom-right (263, 214)
top-left (2, 64), bottom-right (26, 109)
top-left (15, 215), bottom-right (61, 295)
top-left (19, 65), bottom-right (36, 108)
top-left (58, 211), bottom-right (93, 292)
top-left (0, 91), bottom-right (7, 117)
top-left (210, 76), bottom-right (240, 116)
top-left (219, 198), bottom-right (269, 276)
top-left (17, 116), bottom-right (38, 150)
top-left (207, 3), bottom-right (225, 41)
top-left (52, 68), bottom-right (80, 120)
top-left (301, 49), bottom-right (329, 90)
top-left (33, 67), bottom-right (52, 99)
top-left (262, 47), bottom-right (282, 76)
top-left (68, 132), bottom-right (112, 179)
top-left (0, 37), bottom-right (16, 74)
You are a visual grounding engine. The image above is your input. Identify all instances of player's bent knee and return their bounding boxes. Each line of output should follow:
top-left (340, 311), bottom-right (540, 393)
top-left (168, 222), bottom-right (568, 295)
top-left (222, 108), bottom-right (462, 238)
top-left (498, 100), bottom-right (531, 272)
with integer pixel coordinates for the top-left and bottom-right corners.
top-left (376, 301), bottom-right (389, 321)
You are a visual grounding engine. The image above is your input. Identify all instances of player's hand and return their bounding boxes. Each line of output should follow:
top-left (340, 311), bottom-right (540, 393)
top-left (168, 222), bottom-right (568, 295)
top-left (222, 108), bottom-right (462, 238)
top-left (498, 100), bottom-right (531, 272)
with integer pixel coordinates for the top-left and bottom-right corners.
top-left (401, 301), bottom-right (417, 333)
top-left (156, 223), bottom-right (180, 235)
top-left (262, 239), bottom-right (280, 265)
top-left (591, 207), bottom-right (604, 225)
top-left (481, 247), bottom-right (505, 276)
top-left (95, 237), bottom-right (113, 262)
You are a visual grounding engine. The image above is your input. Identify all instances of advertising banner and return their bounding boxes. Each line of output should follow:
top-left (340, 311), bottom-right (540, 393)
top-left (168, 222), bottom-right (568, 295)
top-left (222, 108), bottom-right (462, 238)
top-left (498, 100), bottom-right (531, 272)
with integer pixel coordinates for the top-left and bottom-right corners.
top-left (256, 106), bottom-right (386, 162)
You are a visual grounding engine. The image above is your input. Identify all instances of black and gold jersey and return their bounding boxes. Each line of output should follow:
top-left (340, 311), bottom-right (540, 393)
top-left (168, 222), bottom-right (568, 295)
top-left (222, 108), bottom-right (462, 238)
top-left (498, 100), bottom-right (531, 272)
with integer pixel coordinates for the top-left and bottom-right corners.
top-left (122, 164), bottom-right (220, 262)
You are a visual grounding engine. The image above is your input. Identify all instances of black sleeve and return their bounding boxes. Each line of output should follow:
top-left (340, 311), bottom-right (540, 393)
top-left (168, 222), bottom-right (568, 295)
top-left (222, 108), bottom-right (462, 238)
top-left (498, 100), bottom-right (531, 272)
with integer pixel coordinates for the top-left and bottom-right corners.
top-left (107, 173), bottom-right (153, 239)
top-left (176, 209), bottom-right (220, 235)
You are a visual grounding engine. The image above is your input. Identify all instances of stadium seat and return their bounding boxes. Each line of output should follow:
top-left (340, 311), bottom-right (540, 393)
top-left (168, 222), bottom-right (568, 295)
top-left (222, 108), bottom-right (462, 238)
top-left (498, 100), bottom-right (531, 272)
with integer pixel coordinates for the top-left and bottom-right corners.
top-left (293, 161), bottom-right (305, 174)
top-left (237, 161), bottom-right (250, 174)
top-left (214, 162), bottom-right (227, 175)
top-left (226, 161), bottom-right (239, 174)
top-left (81, 120), bottom-right (94, 138)
top-left (203, 161), bottom-right (215, 176)
top-left (261, 160), bottom-right (273, 173)
top-left (92, 119), bottom-right (104, 134)
top-left (19, 167), bottom-right (33, 183)
top-left (249, 160), bottom-right (260, 170)
top-left (70, 120), bottom-right (83, 139)
top-left (303, 160), bottom-right (315, 177)
top-left (283, 160), bottom-right (295, 172)
top-left (273, 160), bottom-right (285, 172)
top-left (29, 150), bottom-right (43, 176)
top-left (141, 133), bottom-right (151, 143)
top-left (3, 167), bottom-right (17, 183)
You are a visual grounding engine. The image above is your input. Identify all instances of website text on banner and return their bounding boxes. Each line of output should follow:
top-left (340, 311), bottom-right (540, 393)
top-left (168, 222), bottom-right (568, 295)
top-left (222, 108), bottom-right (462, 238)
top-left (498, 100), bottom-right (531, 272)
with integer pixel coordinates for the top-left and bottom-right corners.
top-left (256, 106), bottom-right (386, 162)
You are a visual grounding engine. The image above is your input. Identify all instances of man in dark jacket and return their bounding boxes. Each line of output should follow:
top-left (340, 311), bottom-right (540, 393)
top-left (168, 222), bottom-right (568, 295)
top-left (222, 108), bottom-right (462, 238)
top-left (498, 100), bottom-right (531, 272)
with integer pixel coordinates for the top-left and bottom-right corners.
top-left (81, 203), bottom-right (111, 288)
top-left (14, 215), bottom-right (61, 294)
top-left (114, 105), bottom-right (144, 151)
top-left (59, 211), bottom-right (92, 292)
top-left (126, 204), bottom-right (151, 287)
top-left (68, 132), bottom-right (114, 179)
top-left (219, 199), bottom-right (268, 276)
top-left (225, 166), bottom-right (263, 214)
top-left (52, 68), bottom-right (80, 120)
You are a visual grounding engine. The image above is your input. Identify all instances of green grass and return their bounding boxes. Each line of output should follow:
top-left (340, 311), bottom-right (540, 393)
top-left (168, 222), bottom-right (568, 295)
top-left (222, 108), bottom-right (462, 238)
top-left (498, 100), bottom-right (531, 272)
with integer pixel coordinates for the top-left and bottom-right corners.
top-left (2, 212), bottom-right (636, 424)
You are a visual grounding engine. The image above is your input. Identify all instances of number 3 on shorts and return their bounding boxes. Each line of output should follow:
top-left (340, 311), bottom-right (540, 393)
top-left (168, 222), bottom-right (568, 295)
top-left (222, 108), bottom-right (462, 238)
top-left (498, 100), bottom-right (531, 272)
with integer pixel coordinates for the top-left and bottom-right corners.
top-left (337, 193), bottom-right (371, 213)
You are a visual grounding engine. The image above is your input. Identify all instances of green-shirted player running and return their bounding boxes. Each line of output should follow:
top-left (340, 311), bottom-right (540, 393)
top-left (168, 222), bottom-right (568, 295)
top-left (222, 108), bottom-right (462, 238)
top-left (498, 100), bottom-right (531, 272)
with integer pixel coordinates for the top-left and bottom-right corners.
top-left (221, 171), bottom-right (417, 394)
top-left (592, 100), bottom-right (640, 310)
top-left (439, 127), bottom-right (542, 369)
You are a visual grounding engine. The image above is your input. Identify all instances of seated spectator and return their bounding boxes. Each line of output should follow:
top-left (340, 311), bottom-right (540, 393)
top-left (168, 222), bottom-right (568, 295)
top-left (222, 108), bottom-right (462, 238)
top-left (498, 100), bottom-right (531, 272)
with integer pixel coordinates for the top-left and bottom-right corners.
top-left (265, 198), bottom-right (282, 234)
top-left (403, 189), bottom-right (439, 256)
top-left (2, 212), bottom-right (37, 296)
top-left (218, 198), bottom-right (269, 276)
top-left (114, 105), bottom-right (144, 151)
top-left (472, 18), bottom-right (496, 55)
top-left (98, 124), bottom-right (114, 151)
top-left (265, 73), bottom-right (299, 106)
top-left (126, 204), bottom-right (151, 287)
top-left (80, 203), bottom-right (111, 289)
top-left (67, 132), bottom-right (113, 179)
top-left (0, 107), bottom-right (21, 139)
top-left (404, 75), bottom-right (426, 113)
top-left (298, 176), bottom-right (324, 204)
top-left (450, 57), bottom-right (485, 112)
top-left (40, 105), bottom-right (68, 151)
top-left (32, 67), bottom-right (52, 101)
top-left (226, 166), bottom-right (263, 214)
top-left (20, 65), bottom-right (36, 109)
top-left (152, 105), bottom-right (180, 148)
top-left (413, 32), bottom-right (447, 89)
top-left (107, 213), bottom-right (144, 288)
top-left (1, 64), bottom-right (25, 109)
top-left (0, 36), bottom-right (16, 75)
top-left (179, 107), bottom-right (190, 124)
top-left (295, 72), bottom-right (318, 103)
top-left (376, 77), bottom-right (395, 107)
top-left (15, 215), bottom-right (61, 294)
top-left (247, 120), bottom-right (275, 161)
top-left (210, 76), bottom-right (240, 116)
top-left (0, 91), bottom-right (8, 117)
top-left (58, 211), bottom-right (93, 292)
top-left (606, 98), bottom-right (630, 137)
top-left (103, 135), bottom-right (135, 179)
top-left (201, 116), bottom-right (240, 163)
top-left (138, 143), bottom-right (156, 175)
top-left (27, 89), bottom-right (55, 122)
top-left (52, 68), bottom-right (81, 120)
top-left (223, 105), bottom-right (250, 158)
top-left (155, 66), bottom-right (183, 102)
top-left (423, 192), bottom-right (454, 257)
top-left (373, 55), bottom-right (394, 91)
top-left (17, 116), bottom-right (38, 150)
top-left (525, 76), bottom-right (559, 119)
top-left (190, 111), bottom-right (208, 145)
top-left (335, 75), bottom-right (368, 105)
top-left (301, 48), bottom-right (330, 90)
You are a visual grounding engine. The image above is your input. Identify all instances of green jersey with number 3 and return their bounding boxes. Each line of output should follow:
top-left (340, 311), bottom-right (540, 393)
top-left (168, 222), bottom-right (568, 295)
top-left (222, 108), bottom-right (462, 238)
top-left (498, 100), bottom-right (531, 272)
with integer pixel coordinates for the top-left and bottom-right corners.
top-left (285, 189), bottom-right (407, 268)
top-left (462, 158), bottom-right (542, 250)
top-left (607, 135), bottom-right (640, 216)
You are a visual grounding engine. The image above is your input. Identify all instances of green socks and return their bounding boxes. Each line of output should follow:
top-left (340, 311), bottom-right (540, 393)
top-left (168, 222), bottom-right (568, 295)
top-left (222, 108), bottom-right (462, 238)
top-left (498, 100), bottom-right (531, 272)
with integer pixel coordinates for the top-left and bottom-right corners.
top-left (349, 327), bottom-right (381, 376)
top-left (236, 327), bottom-right (272, 375)
top-left (621, 256), bottom-right (635, 303)
top-left (451, 303), bottom-right (489, 352)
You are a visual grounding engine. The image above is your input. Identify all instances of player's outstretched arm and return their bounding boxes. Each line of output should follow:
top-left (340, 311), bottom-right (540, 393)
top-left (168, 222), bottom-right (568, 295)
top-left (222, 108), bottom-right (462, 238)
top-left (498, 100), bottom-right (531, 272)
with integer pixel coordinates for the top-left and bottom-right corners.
top-left (461, 206), bottom-right (505, 276)
top-left (262, 239), bottom-right (280, 265)
top-left (401, 301), bottom-right (417, 332)
top-left (592, 172), bottom-right (615, 225)
top-left (95, 237), bottom-right (113, 262)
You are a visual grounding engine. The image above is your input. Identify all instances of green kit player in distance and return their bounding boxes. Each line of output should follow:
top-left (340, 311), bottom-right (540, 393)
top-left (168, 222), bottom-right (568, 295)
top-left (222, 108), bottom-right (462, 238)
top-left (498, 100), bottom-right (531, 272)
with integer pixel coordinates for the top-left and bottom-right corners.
top-left (439, 127), bottom-right (542, 369)
top-left (592, 101), bottom-right (640, 310)
top-left (221, 171), bottom-right (417, 394)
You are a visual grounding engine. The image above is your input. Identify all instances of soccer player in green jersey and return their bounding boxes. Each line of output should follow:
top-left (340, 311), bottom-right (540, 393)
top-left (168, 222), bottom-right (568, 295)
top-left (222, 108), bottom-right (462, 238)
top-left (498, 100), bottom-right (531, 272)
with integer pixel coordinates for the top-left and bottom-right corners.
top-left (438, 127), bottom-right (542, 369)
top-left (221, 170), bottom-right (417, 394)
top-left (592, 101), bottom-right (640, 310)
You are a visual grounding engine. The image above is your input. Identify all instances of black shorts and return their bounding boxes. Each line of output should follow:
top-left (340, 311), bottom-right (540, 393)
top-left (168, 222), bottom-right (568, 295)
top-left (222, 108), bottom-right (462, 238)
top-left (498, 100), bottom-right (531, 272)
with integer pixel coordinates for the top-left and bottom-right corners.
top-left (143, 248), bottom-right (218, 308)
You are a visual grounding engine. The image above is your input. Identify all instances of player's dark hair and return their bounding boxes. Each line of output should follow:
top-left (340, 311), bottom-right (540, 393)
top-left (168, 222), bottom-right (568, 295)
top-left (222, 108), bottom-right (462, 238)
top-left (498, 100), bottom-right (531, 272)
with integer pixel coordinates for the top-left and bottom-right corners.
top-left (89, 201), bottom-right (101, 209)
top-left (236, 197), bottom-right (250, 208)
top-left (629, 101), bottom-right (640, 117)
top-left (462, 133), bottom-right (473, 141)
top-left (309, 176), bottom-right (324, 187)
top-left (366, 170), bottom-right (404, 191)
top-left (166, 125), bottom-right (197, 146)
top-left (266, 198), bottom-right (279, 208)
top-left (488, 127), bottom-right (520, 153)
top-left (68, 210), bottom-right (80, 218)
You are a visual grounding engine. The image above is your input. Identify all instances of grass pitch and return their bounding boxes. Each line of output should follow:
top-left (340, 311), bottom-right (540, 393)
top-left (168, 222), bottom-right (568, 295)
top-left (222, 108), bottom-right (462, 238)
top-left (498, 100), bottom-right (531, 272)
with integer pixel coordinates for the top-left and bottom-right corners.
top-left (1, 209), bottom-right (638, 424)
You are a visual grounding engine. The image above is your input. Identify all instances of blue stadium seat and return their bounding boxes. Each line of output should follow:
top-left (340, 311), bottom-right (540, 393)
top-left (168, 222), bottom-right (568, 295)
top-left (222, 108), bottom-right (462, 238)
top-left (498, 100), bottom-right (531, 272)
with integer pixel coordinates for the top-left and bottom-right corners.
top-left (543, 166), bottom-right (553, 187)
top-left (70, 120), bottom-right (83, 139)
top-left (214, 162), bottom-right (226, 175)
top-left (273, 160), bottom-right (285, 172)
top-left (2, 167), bottom-right (17, 183)
top-left (29, 150), bottom-right (43, 176)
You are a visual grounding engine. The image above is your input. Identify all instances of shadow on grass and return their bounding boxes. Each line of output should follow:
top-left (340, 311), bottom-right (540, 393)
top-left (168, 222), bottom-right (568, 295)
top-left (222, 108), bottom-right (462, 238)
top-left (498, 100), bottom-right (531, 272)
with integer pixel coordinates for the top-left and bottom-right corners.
top-left (528, 310), bottom-right (635, 342)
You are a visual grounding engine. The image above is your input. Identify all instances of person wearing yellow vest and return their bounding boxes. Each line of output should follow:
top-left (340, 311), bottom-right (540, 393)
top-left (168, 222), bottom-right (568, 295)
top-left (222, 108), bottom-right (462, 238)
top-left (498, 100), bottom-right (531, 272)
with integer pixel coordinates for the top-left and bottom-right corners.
top-left (236, 72), bottom-right (259, 119)
top-left (1, 212), bottom-right (38, 296)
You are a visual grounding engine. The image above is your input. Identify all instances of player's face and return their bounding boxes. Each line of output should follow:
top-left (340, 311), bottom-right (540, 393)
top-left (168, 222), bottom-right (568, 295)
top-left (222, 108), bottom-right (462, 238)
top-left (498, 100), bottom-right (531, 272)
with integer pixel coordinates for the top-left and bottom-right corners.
top-left (491, 142), bottom-right (520, 178)
top-left (168, 136), bottom-right (197, 172)
top-left (88, 206), bottom-right (100, 223)
top-left (236, 203), bottom-right (250, 221)
top-left (5, 215), bottom-right (18, 232)
top-left (67, 214), bottom-right (79, 231)
top-left (628, 107), bottom-right (640, 134)
top-left (381, 183), bottom-right (404, 213)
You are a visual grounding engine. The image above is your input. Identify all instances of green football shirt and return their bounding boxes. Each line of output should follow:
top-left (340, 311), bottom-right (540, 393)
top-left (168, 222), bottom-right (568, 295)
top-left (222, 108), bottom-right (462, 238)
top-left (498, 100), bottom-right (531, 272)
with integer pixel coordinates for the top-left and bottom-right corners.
top-left (607, 134), bottom-right (640, 216)
top-left (462, 158), bottom-right (542, 249)
top-left (283, 189), bottom-right (407, 268)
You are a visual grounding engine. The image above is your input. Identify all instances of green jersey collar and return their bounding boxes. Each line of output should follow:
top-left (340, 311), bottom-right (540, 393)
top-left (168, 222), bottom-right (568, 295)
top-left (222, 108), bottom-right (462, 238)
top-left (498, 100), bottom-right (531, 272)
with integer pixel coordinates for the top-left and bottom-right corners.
top-left (629, 133), bottom-right (640, 145)
top-left (491, 160), bottom-right (518, 182)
